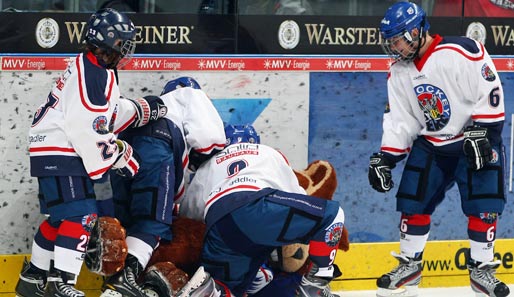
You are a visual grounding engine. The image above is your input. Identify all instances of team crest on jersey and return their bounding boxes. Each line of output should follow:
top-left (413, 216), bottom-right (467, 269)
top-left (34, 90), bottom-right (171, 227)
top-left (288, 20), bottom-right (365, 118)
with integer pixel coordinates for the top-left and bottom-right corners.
top-left (414, 84), bottom-right (451, 131)
top-left (82, 214), bottom-right (98, 232)
top-left (93, 116), bottom-right (109, 134)
top-left (325, 222), bottom-right (343, 247)
top-left (481, 63), bottom-right (496, 82)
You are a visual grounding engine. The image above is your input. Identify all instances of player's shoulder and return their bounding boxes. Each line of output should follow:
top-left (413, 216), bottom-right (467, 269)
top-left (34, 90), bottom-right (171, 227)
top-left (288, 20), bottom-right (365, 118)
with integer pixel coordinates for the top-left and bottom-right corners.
top-left (436, 36), bottom-right (485, 58)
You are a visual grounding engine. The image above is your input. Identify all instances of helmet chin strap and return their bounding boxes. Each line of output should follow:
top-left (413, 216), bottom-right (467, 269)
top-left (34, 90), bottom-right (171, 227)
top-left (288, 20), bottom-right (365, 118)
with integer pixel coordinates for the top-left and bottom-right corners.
top-left (413, 18), bottom-right (427, 59)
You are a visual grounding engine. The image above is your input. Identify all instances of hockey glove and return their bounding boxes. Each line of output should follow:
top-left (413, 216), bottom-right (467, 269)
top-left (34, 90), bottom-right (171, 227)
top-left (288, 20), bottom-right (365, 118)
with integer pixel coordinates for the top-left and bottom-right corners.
top-left (463, 126), bottom-right (493, 171)
top-left (128, 95), bottom-right (168, 128)
top-left (368, 153), bottom-right (395, 193)
top-left (112, 139), bottom-right (141, 178)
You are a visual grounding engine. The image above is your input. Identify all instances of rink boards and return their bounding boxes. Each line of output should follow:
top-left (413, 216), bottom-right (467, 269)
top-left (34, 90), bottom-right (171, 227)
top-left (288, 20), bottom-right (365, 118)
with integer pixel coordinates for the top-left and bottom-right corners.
top-left (1, 239), bottom-right (513, 294)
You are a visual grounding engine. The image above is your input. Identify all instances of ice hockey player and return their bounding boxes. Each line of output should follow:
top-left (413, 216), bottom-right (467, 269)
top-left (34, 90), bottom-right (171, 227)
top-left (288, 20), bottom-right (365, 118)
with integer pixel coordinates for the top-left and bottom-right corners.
top-left (173, 124), bottom-right (344, 297)
top-left (95, 77), bottom-right (226, 297)
top-left (15, 8), bottom-right (167, 297)
top-left (368, 2), bottom-right (509, 297)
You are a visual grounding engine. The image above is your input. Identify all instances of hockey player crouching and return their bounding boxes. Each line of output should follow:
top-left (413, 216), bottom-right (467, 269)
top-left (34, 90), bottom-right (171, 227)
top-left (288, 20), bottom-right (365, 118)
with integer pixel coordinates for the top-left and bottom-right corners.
top-left (87, 77), bottom-right (226, 297)
top-left (169, 124), bottom-right (345, 297)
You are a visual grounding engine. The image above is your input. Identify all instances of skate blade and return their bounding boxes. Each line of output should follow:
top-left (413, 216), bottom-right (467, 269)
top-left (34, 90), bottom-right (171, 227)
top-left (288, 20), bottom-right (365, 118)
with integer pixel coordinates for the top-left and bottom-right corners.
top-left (176, 266), bottom-right (209, 297)
top-left (143, 288), bottom-right (159, 297)
top-left (377, 285), bottom-right (418, 297)
top-left (99, 288), bottom-right (124, 297)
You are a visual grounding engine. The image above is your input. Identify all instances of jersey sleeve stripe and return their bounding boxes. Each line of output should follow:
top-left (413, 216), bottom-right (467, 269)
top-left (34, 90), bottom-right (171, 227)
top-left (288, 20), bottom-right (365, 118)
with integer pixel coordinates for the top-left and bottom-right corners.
top-left (113, 114), bottom-right (137, 134)
top-left (195, 142), bottom-right (226, 153)
top-left (76, 55), bottom-right (108, 113)
top-left (472, 112), bottom-right (505, 120)
top-left (174, 184), bottom-right (185, 201)
top-left (88, 165), bottom-right (110, 179)
top-left (30, 146), bottom-right (76, 153)
top-left (105, 71), bottom-right (115, 102)
top-left (380, 146), bottom-right (410, 154)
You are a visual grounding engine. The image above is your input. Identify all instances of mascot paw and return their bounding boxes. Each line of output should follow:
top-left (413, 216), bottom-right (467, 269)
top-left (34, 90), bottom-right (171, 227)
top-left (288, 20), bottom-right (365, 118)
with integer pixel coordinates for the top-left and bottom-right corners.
top-left (85, 216), bottom-right (128, 276)
top-left (142, 261), bottom-right (189, 297)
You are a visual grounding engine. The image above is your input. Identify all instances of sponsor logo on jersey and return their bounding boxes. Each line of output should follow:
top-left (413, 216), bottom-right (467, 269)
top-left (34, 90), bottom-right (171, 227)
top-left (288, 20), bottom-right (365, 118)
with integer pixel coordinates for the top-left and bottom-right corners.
top-left (216, 143), bottom-right (259, 163)
top-left (325, 222), bottom-right (344, 247)
top-left (414, 84), bottom-right (451, 131)
top-left (29, 134), bottom-right (47, 143)
top-left (81, 213), bottom-right (98, 232)
top-left (227, 159), bottom-right (248, 177)
top-left (278, 20), bottom-right (300, 50)
top-left (481, 63), bottom-right (496, 81)
top-left (35, 18), bottom-right (60, 49)
top-left (93, 116), bottom-right (109, 135)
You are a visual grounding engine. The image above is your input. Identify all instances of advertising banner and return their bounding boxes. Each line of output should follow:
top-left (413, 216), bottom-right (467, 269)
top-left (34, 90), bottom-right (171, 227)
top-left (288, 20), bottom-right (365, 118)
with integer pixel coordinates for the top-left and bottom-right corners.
top-left (1, 12), bottom-right (514, 54)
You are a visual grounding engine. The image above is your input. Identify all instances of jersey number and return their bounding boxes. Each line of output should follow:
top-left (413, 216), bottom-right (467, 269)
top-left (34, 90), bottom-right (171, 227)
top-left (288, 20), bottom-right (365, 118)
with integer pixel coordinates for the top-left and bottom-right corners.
top-left (32, 94), bottom-right (59, 127)
top-left (489, 87), bottom-right (501, 107)
top-left (76, 234), bottom-right (89, 252)
top-left (97, 139), bottom-right (117, 160)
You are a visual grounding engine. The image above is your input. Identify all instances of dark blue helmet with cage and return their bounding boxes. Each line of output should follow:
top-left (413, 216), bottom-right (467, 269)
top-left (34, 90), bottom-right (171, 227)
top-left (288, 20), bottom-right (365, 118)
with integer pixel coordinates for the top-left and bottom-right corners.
top-left (225, 124), bottom-right (260, 145)
top-left (160, 77), bottom-right (202, 95)
top-left (84, 8), bottom-right (136, 66)
top-left (379, 1), bottom-right (430, 61)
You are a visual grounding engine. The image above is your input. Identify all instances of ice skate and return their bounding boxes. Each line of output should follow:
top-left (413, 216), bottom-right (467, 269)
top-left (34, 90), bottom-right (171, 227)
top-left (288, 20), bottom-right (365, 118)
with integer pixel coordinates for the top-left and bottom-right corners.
top-left (376, 252), bottom-right (422, 297)
top-left (15, 258), bottom-right (46, 297)
top-left (175, 266), bottom-right (227, 297)
top-left (100, 266), bottom-right (148, 297)
top-left (297, 263), bottom-right (340, 297)
top-left (44, 269), bottom-right (84, 297)
top-left (468, 259), bottom-right (510, 297)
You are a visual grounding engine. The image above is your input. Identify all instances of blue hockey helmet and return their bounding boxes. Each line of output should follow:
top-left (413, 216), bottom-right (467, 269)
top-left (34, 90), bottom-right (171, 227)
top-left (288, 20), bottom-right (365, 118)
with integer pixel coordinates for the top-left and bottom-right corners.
top-left (160, 77), bottom-right (202, 95)
top-left (85, 8), bottom-right (136, 59)
top-left (225, 124), bottom-right (260, 145)
top-left (379, 1), bottom-right (430, 61)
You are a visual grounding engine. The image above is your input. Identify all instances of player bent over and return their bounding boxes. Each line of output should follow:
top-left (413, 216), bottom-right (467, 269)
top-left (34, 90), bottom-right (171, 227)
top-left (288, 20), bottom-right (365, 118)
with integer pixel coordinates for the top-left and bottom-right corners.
top-left (93, 77), bottom-right (226, 297)
top-left (369, 2), bottom-right (509, 297)
top-left (174, 124), bottom-right (345, 297)
top-left (15, 8), bottom-right (167, 297)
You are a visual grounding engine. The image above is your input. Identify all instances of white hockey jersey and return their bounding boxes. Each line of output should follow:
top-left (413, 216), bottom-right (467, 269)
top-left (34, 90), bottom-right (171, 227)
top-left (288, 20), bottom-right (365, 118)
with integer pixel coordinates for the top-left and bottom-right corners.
top-left (178, 143), bottom-right (306, 220)
top-left (381, 35), bottom-right (504, 157)
top-left (157, 87), bottom-right (226, 200)
top-left (29, 52), bottom-right (138, 180)
top-left (160, 87), bottom-right (226, 159)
